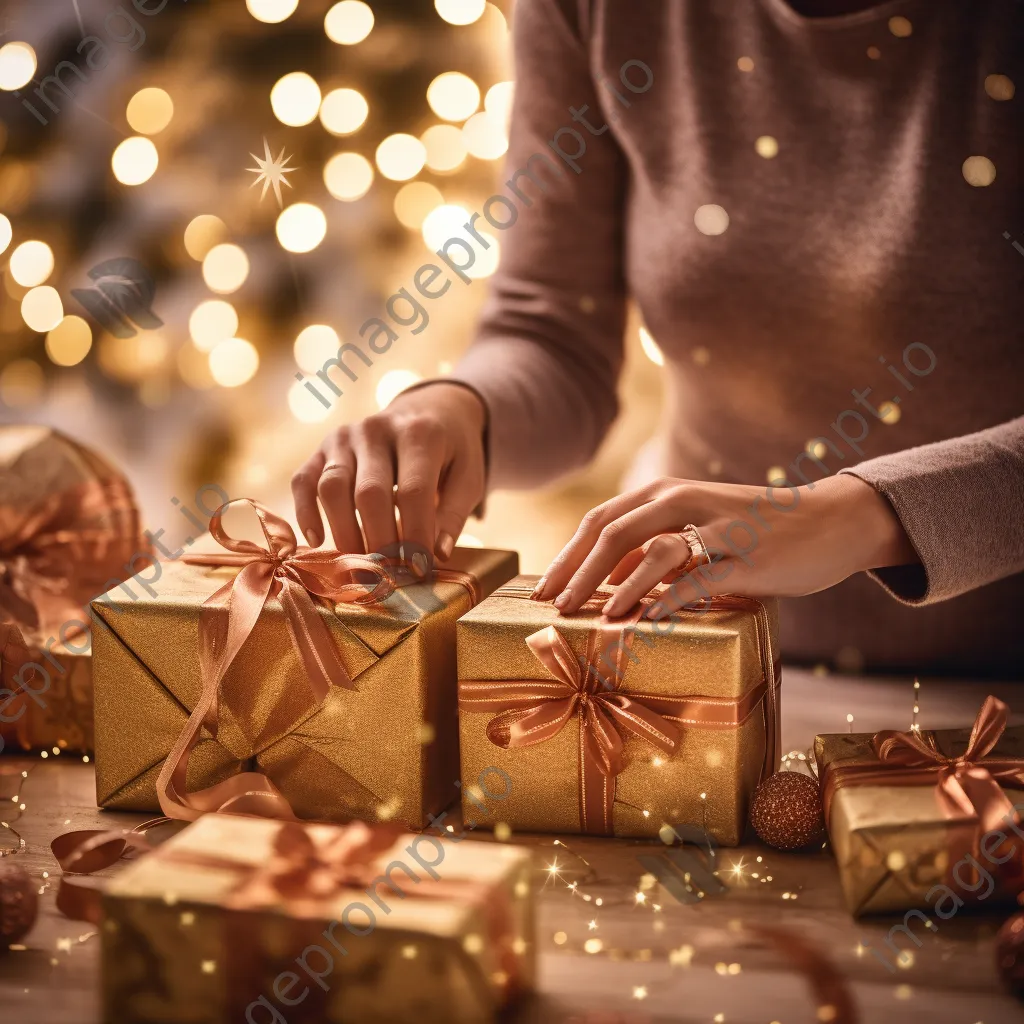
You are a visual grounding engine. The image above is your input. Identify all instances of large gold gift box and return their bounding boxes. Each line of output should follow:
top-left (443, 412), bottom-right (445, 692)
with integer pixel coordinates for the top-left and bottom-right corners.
top-left (815, 719), bottom-right (1024, 917)
top-left (0, 635), bottom-right (93, 753)
top-left (457, 577), bottom-right (779, 845)
top-left (102, 813), bottom-right (535, 1024)
top-left (92, 547), bottom-right (517, 826)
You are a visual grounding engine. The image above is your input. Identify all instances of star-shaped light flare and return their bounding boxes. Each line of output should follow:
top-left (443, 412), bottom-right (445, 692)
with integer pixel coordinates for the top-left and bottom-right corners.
top-left (247, 138), bottom-right (297, 207)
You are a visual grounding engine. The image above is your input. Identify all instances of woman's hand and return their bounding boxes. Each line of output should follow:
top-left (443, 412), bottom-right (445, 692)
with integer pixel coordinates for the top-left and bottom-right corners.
top-left (533, 474), bottom-right (918, 618)
top-left (291, 383), bottom-right (486, 569)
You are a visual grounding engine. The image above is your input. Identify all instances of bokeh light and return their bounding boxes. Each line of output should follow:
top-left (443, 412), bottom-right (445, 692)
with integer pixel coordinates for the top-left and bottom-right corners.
top-left (0, 214), bottom-right (12, 255)
top-left (46, 315), bottom-right (93, 367)
top-left (421, 124), bottom-right (467, 173)
top-left (484, 81), bottom-right (514, 129)
top-left (276, 202), bottom-right (328, 253)
top-left (202, 243), bottom-right (250, 293)
top-left (21, 286), bottom-right (63, 332)
top-left (421, 204), bottom-right (470, 251)
top-left (375, 134), bottom-right (426, 181)
top-left (427, 72), bottom-right (480, 122)
top-left (112, 136), bottom-right (159, 185)
top-left (271, 72), bottom-right (322, 127)
top-left (98, 334), bottom-right (169, 382)
top-left (126, 88), bottom-right (174, 135)
top-left (0, 359), bottom-right (43, 407)
top-left (246, 0), bottom-right (299, 23)
top-left (435, 0), bottom-right (486, 26)
top-left (324, 152), bottom-right (374, 200)
top-left (639, 326), bottom-right (664, 366)
top-left (962, 155), bottom-right (996, 187)
top-left (9, 241), bottom-right (54, 287)
top-left (394, 182), bottom-right (444, 230)
top-left (466, 233), bottom-right (499, 278)
top-left (177, 342), bottom-right (215, 389)
top-left (319, 88), bottom-right (368, 135)
top-left (324, 1), bottom-right (375, 44)
top-left (376, 369), bottom-right (423, 409)
top-left (294, 324), bottom-right (340, 372)
top-left (289, 378), bottom-right (333, 422)
top-left (462, 111), bottom-right (507, 159)
top-left (189, 299), bottom-right (239, 352)
top-left (755, 135), bottom-right (779, 159)
top-left (0, 43), bottom-right (37, 91)
top-left (209, 337), bottom-right (259, 387)
top-left (694, 204), bottom-right (730, 236)
top-left (183, 215), bottom-right (227, 261)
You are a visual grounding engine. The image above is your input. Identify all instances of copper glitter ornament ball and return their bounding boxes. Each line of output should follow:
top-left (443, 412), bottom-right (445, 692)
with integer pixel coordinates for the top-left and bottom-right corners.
top-left (995, 911), bottom-right (1024, 1000)
top-left (750, 771), bottom-right (825, 850)
top-left (0, 860), bottom-right (38, 948)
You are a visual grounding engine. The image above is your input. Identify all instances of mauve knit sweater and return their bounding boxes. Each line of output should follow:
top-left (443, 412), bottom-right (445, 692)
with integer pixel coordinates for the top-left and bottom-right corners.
top-left (449, 0), bottom-right (1024, 676)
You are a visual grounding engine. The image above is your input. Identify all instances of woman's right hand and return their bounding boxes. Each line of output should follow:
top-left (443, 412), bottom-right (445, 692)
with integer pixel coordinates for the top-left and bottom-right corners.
top-left (291, 382), bottom-right (487, 570)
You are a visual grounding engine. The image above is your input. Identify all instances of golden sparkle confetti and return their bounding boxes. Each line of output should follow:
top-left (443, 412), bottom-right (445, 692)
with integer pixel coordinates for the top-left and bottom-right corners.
top-left (584, 938), bottom-right (603, 954)
top-left (962, 155), bottom-right (996, 187)
top-left (886, 850), bottom-right (907, 872)
top-left (201, 960), bottom-right (216, 974)
top-left (180, 911), bottom-right (195, 926)
top-left (493, 822), bottom-right (512, 841)
top-left (867, 46), bottom-right (881, 60)
top-left (737, 56), bottom-right (754, 72)
top-left (878, 399), bottom-right (900, 424)
top-left (56, 937), bottom-right (73, 952)
top-left (755, 135), bottom-right (779, 159)
top-left (553, 931), bottom-right (567, 945)
top-left (888, 16), bottom-right (912, 38)
top-left (714, 1015), bottom-right (725, 1023)
top-left (632, 986), bottom-right (647, 1000)
top-left (985, 74), bottom-right (1015, 101)
top-left (401, 944), bottom-right (418, 959)
top-left (817, 1006), bottom-right (838, 1022)
top-left (895, 984), bottom-right (912, 1000)
top-left (248, 137), bottom-right (298, 208)
top-left (766, 465), bottom-right (786, 485)
top-left (896, 949), bottom-right (914, 969)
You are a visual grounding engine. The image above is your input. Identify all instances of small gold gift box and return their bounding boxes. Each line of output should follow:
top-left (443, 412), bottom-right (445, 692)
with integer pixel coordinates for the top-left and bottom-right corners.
top-left (815, 696), bottom-right (1024, 916)
top-left (1, 630), bottom-right (93, 754)
top-left (92, 544), bottom-right (517, 827)
top-left (457, 577), bottom-right (780, 845)
top-left (102, 813), bottom-right (535, 1024)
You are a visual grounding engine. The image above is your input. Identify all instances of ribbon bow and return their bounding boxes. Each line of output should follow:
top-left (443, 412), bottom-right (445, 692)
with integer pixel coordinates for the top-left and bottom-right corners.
top-left (461, 617), bottom-right (683, 834)
top-left (823, 696), bottom-right (1024, 892)
top-left (156, 499), bottom-right (397, 822)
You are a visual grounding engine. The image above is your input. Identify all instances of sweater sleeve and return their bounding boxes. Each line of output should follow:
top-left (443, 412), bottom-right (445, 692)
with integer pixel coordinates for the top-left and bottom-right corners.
top-left (839, 416), bottom-right (1024, 605)
top-left (447, 0), bottom-right (629, 490)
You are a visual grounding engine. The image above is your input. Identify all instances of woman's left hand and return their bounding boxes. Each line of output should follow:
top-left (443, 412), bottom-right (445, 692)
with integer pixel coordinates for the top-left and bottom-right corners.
top-left (532, 474), bottom-right (918, 618)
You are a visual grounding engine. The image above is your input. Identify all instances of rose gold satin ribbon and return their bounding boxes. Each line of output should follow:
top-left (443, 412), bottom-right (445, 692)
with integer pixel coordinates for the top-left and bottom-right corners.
top-left (156, 499), bottom-right (399, 822)
top-left (459, 588), bottom-right (778, 835)
top-left (821, 695), bottom-right (1024, 894)
top-left (0, 474), bottom-right (142, 642)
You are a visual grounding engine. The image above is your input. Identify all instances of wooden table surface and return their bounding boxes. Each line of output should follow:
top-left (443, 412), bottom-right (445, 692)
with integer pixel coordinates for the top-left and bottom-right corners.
top-left (2, 667), bottom-right (1022, 1024)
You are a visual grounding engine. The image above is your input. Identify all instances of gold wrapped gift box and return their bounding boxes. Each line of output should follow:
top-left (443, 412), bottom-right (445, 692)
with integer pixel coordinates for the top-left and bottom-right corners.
top-left (0, 635), bottom-right (93, 754)
top-left (815, 720), bottom-right (1024, 917)
top-left (92, 547), bottom-right (517, 827)
top-left (102, 813), bottom-right (535, 1024)
top-left (457, 577), bottom-right (780, 845)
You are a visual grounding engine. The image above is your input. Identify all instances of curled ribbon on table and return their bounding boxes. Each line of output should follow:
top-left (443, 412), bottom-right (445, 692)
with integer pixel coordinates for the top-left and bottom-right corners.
top-left (460, 593), bottom-right (777, 835)
top-left (822, 695), bottom-right (1024, 894)
top-left (156, 499), bottom-right (398, 822)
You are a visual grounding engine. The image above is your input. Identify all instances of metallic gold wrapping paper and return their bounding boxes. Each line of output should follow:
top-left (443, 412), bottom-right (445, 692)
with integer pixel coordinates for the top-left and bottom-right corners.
top-left (92, 547), bottom-right (517, 827)
top-left (102, 814), bottom-right (535, 1024)
top-left (457, 577), bottom-right (779, 845)
top-left (0, 636), bottom-right (92, 753)
top-left (815, 728), bottom-right (1024, 916)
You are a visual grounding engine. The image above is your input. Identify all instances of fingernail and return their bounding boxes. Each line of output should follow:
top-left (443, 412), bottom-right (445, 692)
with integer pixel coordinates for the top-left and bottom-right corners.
top-left (304, 529), bottom-right (320, 548)
top-left (553, 589), bottom-right (572, 611)
top-left (436, 531), bottom-right (455, 561)
top-left (411, 552), bottom-right (430, 578)
top-left (530, 577), bottom-right (548, 600)
top-left (603, 598), bottom-right (620, 618)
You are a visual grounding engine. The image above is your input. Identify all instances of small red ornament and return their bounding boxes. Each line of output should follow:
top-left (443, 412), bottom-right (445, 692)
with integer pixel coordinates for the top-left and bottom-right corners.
top-left (995, 910), bottom-right (1024, 1000)
top-left (750, 771), bottom-right (826, 851)
top-left (0, 860), bottom-right (38, 948)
